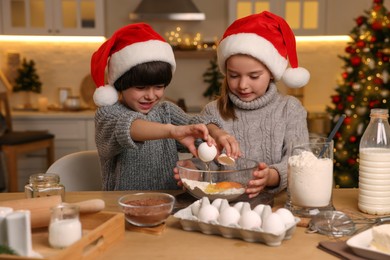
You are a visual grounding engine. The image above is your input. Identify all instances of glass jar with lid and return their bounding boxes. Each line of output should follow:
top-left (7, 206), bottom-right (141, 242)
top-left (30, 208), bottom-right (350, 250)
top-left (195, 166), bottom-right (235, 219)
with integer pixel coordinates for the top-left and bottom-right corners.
top-left (24, 173), bottom-right (65, 200)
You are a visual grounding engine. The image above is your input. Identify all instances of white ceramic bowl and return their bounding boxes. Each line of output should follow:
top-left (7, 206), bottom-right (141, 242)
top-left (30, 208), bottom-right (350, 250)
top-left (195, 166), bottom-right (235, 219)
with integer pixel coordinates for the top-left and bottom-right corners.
top-left (176, 157), bottom-right (258, 201)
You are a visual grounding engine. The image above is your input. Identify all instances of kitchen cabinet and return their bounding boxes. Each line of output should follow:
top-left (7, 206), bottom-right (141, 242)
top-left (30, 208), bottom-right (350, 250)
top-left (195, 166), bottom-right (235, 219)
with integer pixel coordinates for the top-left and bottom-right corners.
top-left (228, 0), bottom-right (380, 36)
top-left (1, 0), bottom-right (104, 36)
top-left (11, 111), bottom-right (96, 190)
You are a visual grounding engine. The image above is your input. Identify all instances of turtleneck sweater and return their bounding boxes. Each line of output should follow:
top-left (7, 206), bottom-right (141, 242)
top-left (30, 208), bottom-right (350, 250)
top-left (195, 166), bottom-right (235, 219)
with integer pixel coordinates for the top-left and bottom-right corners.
top-left (95, 101), bottom-right (221, 191)
top-left (202, 83), bottom-right (309, 195)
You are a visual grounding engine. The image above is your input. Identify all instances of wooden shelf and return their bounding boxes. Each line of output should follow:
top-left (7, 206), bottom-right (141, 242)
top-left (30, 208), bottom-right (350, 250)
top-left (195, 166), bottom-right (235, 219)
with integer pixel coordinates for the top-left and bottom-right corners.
top-left (174, 50), bottom-right (216, 59)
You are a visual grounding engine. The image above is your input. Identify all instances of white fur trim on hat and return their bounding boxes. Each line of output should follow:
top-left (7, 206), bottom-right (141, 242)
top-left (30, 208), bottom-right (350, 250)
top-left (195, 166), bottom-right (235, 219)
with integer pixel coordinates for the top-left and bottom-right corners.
top-left (282, 67), bottom-right (310, 88)
top-left (108, 40), bottom-right (176, 85)
top-left (217, 33), bottom-right (288, 80)
top-left (93, 85), bottom-right (119, 107)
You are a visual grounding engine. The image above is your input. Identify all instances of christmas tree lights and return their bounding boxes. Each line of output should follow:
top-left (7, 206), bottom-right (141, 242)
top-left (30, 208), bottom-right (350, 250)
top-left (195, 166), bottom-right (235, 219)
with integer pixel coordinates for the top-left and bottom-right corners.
top-left (326, 0), bottom-right (389, 188)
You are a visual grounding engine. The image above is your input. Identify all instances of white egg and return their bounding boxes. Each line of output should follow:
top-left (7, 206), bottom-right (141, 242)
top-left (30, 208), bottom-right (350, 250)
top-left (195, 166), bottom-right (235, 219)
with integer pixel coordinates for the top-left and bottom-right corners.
top-left (198, 142), bottom-right (217, 162)
top-left (220, 199), bottom-right (231, 212)
top-left (238, 210), bottom-right (262, 230)
top-left (275, 208), bottom-right (295, 226)
top-left (211, 198), bottom-right (223, 209)
top-left (200, 197), bottom-right (210, 207)
top-left (253, 204), bottom-right (265, 216)
top-left (240, 202), bottom-right (251, 214)
top-left (262, 213), bottom-right (285, 234)
top-left (218, 206), bottom-right (240, 226)
top-left (260, 205), bottom-right (272, 221)
top-left (198, 204), bottom-right (219, 223)
top-left (233, 202), bottom-right (244, 211)
top-left (191, 200), bottom-right (201, 216)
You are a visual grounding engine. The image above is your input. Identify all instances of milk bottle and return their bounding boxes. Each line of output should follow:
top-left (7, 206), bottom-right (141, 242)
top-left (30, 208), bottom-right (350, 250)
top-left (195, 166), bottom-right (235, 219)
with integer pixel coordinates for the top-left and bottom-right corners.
top-left (358, 109), bottom-right (390, 215)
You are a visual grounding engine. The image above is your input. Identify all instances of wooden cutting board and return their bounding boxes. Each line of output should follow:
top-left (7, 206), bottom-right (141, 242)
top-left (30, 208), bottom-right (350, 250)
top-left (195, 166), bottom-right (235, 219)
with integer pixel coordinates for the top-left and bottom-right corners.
top-left (80, 74), bottom-right (96, 109)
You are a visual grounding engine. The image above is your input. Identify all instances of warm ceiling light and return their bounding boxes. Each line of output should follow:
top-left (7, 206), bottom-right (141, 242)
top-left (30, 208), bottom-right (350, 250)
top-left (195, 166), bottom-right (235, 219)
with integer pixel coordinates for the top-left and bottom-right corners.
top-left (296, 35), bottom-right (351, 42)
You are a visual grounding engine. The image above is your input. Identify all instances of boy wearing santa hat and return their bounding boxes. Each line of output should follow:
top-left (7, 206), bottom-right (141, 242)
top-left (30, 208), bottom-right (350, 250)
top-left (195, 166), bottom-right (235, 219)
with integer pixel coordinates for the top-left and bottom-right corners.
top-left (198, 11), bottom-right (310, 202)
top-left (91, 23), bottom-right (239, 191)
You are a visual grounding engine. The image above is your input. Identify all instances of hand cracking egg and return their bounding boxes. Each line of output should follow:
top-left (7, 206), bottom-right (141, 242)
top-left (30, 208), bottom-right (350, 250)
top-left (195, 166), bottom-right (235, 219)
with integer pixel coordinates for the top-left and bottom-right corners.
top-left (198, 142), bottom-right (217, 162)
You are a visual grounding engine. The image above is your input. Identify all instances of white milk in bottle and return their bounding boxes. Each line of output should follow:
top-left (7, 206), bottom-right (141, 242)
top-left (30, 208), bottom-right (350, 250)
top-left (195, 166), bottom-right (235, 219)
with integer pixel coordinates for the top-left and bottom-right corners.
top-left (358, 109), bottom-right (390, 215)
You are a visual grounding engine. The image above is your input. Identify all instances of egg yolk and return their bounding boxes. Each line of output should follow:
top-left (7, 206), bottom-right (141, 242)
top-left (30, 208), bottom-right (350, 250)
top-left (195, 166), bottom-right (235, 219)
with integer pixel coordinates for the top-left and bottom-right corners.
top-left (205, 181), bottom-right (243, 193)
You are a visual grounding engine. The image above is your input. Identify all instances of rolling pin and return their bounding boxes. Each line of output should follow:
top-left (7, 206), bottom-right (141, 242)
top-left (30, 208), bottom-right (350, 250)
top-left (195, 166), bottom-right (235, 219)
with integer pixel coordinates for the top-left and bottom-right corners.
top-left (0, 195), bottom-right (105, 228)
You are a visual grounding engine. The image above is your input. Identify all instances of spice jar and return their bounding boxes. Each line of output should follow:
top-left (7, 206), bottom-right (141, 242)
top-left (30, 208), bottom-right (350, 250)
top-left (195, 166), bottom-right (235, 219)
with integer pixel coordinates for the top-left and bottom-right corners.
top-left (49, 204), bottom-right (82, 248)
top-left (24, 173), bottom-right (65, 200)
top-left (358, 108), bottom-right (390, 215)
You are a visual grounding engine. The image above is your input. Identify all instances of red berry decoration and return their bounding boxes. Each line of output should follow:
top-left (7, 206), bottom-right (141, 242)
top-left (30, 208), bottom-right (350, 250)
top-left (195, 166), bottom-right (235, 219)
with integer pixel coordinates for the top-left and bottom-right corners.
top-left (351, 56), bottom-right (361, 66)
top-left (342, 72), bottom-right (349, 79)
top-left (370, 36), bottom-right (377, 43)
top-left (335, 132), bottom-right (342, 139)
top-left (355, 16), bottom-right (366, 26)
top-left (332, 95), bottom-right (341, 103)
top-left (373, 77), bottom-right (383, 85)
top-left (344, 117), bottom-right (352, 125)
top-left (349, 136), bottom-right (357, 143)
top-left (347, 95), bottom-right (354, 102)
top-left (347, 158), bottom-right (356, 165)
top-left (356, 40), bottom-right (366, 48)
top-left (345, 46), bottom-right (355, 54)
top-left (371, 21), bottom-right (383, 30)
top-left (337, 103), bottom-right (344, 111)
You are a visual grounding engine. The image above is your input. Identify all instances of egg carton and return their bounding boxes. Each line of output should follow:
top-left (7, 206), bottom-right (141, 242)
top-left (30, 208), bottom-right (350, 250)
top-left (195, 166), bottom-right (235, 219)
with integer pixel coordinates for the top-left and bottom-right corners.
top-left (173, 201), bottom-right (300, 247)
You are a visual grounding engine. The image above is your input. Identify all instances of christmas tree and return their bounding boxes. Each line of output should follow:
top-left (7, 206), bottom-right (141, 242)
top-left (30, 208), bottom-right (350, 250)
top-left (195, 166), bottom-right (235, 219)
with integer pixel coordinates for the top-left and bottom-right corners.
top-left (13, 58), bottom-right (42, 93)
top-left (326, 0), bottom-right (389, 188)
top-left (203, 56), bottom-right (224, 100)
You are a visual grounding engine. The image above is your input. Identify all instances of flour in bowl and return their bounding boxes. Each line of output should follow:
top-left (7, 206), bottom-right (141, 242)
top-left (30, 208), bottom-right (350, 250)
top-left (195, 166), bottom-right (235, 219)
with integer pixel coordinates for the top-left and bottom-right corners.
top-left (288, 151), bottom-right (333, 207)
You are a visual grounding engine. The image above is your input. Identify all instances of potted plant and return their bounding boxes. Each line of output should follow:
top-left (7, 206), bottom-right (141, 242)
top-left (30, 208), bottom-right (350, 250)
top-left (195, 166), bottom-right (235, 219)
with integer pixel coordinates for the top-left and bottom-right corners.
top-left (13, 58), bottom-right (42, 109)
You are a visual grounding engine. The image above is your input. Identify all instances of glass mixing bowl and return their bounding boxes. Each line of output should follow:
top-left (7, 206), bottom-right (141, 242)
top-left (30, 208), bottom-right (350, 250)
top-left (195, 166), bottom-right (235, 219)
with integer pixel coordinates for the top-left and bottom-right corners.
top-left (176, 157), bottom-right (259, 201)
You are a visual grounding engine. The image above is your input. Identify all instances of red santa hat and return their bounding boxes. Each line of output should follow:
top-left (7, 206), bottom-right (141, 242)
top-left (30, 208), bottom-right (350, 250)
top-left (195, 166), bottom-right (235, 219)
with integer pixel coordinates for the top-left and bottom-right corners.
top-left (91, 23), bottom-right (176, 106)
top-left (217, 11), bottom-right (309, 88)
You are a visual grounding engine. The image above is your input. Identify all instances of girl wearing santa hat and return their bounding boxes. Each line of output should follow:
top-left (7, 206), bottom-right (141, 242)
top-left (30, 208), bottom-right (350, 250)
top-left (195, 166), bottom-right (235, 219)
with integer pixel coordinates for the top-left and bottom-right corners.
top-left (91, 23), bottom-right (240, 191)
top-left (179, 11), bottom-right (310, 202)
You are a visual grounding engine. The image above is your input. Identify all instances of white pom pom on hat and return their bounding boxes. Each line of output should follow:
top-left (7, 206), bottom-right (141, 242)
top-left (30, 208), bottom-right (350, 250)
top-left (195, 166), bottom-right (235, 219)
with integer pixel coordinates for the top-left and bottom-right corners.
top-left (90, 23), bottom-right (176, 106)
top-left (93, 84), bottom-right (118, 107)
top-left (217, 11), bottom-right (310, 88)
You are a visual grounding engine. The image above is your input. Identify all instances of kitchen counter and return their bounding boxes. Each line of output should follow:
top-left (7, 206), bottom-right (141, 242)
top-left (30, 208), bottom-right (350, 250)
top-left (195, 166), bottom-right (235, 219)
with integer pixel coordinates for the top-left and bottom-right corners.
top-left (0, 189), bottom-right (365, 259)
top-left (11, 109), bottom-right (96, 119)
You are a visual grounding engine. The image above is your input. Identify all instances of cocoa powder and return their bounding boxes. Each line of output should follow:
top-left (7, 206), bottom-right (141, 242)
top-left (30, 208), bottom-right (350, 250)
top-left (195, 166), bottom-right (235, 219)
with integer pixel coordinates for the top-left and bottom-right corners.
top-left (124, 198), bottom-right (172, 225)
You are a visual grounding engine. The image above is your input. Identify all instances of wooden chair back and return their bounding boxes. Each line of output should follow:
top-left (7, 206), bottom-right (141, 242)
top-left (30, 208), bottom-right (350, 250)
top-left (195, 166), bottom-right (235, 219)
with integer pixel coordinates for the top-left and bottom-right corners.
top-left (0, 92), bottom-right (13, 131)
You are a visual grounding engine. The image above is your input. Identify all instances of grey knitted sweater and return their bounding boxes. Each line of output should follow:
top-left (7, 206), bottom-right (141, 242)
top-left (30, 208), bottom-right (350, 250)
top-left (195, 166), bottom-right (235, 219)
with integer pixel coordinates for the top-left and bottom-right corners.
top-left (95, 101), bottom-right (221, 191)
top-left (202, 83), bottom-right (309, 195)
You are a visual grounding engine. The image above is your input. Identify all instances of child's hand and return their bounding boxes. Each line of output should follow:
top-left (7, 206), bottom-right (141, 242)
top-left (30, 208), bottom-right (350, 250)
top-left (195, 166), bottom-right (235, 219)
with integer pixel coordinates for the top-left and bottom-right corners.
top-left (207, 125), bottom-right (241, 158)
top-left (215, 132), bottom-right (241, 159)
top-left (246, 162), bottom-right (279, 198)
top-left (173, 167), bottom-right (183, 187)
top-left (171, 124), bottom-right (215, 157)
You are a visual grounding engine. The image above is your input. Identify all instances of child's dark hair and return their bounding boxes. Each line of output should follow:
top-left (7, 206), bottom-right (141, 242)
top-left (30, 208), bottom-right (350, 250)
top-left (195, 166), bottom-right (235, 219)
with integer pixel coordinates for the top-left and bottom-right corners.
top-left (114, 61), bottom-right (172, 91)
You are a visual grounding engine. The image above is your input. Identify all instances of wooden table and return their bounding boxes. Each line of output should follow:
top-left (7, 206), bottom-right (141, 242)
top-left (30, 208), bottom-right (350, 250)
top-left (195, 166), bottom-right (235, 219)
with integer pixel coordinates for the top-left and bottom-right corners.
top-left (0, 189), bottom-right (363, 260)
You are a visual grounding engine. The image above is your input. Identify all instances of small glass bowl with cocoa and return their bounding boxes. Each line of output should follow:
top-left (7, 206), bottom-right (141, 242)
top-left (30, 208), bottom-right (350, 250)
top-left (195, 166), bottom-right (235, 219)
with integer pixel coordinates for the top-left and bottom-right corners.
top-left (118, 192), bottom-right (175, 227)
